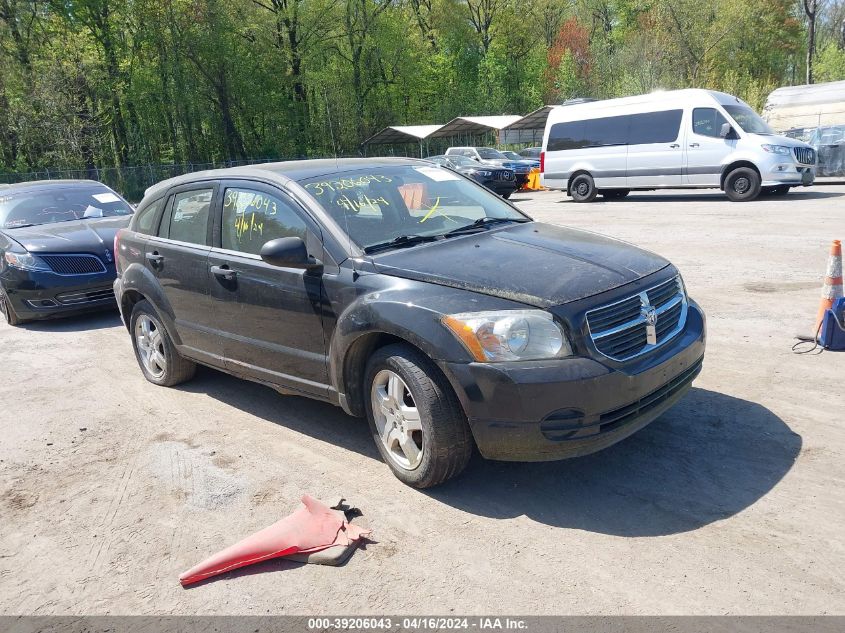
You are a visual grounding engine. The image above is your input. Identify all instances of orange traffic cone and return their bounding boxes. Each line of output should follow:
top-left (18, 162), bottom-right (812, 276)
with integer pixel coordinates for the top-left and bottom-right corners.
top-left (179, 495), bottom-right (370, 586)
top-left (815, 240), bottom-right (844, 337)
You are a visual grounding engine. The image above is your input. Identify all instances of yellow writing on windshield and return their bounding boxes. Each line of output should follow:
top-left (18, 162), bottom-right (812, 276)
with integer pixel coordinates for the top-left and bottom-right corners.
top-left (304, 174), bottom-right (393, 196)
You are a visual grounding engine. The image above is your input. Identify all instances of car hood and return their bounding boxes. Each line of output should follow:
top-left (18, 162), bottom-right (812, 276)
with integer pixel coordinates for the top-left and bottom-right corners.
top-left (370, 222), bottom-right (670, 307)
top-left (4, 216), bottom-right (131, 255)
top-left (745, 133), bottom-right (813, 150)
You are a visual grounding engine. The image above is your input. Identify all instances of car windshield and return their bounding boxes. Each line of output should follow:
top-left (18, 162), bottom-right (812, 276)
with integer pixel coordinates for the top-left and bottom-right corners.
top-left (501, 151), bottom-right (521, 160)
top-left (299, 165), bottom-right (529, 252)
top-left (445, 155), bottom-right (476, 167)
top-left (477, 148), bottom-right (507, 159)
top-left (723, 105), bottom-right (774, 135)
top-left (0, 186), bottom-right (133, 229)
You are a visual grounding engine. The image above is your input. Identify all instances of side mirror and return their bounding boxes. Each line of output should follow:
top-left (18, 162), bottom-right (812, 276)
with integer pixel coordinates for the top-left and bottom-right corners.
top-left (720, 123), bottom-right (736, 139)
top-left (260, 237), bottom-right (321, 270)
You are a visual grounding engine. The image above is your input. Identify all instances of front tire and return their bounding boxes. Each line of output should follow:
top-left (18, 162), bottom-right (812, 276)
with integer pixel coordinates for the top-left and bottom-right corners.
top-left (569, 173), bottom-right (598, 202)
top-left (724, 167), bottom-right (761, 201)
top-left (364, 344), bottom-right (473, 488)
top-left (130, 299), bottom-right (196, 386)
top-left (0, 286), bottom-right (24, 326)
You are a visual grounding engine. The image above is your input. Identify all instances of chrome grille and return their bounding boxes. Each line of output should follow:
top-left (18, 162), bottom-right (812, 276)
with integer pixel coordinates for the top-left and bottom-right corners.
top-left (586, 277), bottom-right (687, 361)
top-left (40, 254), bottom-right (107, 275)
top-left (793, 147), bottom-right (815, 165)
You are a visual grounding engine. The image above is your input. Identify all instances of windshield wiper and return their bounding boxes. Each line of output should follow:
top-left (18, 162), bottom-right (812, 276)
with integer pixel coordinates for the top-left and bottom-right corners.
top-left (364, 234), bottom-right (441, 254)
top-left (442, 216), bottom-right (529, 238)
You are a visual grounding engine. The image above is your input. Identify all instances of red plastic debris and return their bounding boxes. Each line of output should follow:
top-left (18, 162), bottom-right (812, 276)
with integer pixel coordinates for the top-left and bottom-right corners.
top-left (179, 495), bottom-right (370, 586)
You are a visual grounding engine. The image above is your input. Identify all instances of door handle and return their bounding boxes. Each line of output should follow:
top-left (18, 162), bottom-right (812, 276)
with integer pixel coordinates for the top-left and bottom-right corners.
top-left (669, 143), bottom-right (680, 148)
top-left (210, 265), bottom-right (237, 281)
top-left (145, 251), bottom-right (163, 265)
top-left (689, 143), bottom-right (700, 148)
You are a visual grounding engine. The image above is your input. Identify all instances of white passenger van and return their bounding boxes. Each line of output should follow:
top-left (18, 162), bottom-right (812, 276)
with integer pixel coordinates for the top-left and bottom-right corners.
top-left (541, 89), bottom-right (817, 202)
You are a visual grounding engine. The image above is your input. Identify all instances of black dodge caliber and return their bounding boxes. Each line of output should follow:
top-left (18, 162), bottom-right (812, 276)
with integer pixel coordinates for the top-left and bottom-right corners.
top-left (0, 180), bottom-right (134, 325)
top-left (114, 158), bottom-right (705, 488)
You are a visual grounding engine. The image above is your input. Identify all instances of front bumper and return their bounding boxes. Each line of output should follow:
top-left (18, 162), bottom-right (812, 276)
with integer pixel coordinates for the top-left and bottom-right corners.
top-left (440, 302), bottom-right (706, 461)
top-left (1, 266), bottom-right (117, 321)
top-left (758, 157), bottom-right (816, 187)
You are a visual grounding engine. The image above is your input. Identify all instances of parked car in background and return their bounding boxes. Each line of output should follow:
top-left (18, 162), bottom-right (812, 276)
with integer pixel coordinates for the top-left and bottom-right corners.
top-left (501, 150), bottom-right (540, 169)
top-left (519, 147), bottom-right (542, 159)
top-left (426, 155), bottom-right (517, 198)
top-left (542, 89), bottom-right (817, 202)
top-left (0, 180), bottom-right (134, 325)
top-left (445, 147), bottom-right (531, 187)
top-left (114, 158), bottom-right (705, 488)
top-left (808, 125), bottom-right (845, 177)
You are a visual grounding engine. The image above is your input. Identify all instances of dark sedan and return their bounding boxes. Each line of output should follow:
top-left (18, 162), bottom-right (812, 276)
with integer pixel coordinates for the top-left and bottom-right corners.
top-left (426, 155), bottom-right (518, 198)
top-left (0, 180), bottom-right (133, 325)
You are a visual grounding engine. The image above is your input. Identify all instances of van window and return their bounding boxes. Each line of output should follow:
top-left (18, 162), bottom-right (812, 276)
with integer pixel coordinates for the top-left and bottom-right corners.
top-left (692, 108), bottom-right (729, 138)
top-left (584, 116), bottom-right (629, 147)
top-left (628, 110), bottom-right (683, 144)
top-left (548, 121), bottom-right (587, 151)
top-left (548, 109), bottom-right (683, 151)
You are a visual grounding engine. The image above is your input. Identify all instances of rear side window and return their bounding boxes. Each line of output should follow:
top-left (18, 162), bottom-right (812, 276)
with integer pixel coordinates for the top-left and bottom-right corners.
top-left (548, 109), bottom-right (683, 150)
top-left (221, 188), bottom-right (307, 256)
top-left (132, 198), bottom-right (163, 235)
top-left (628, 110), bottom-right (684, 144)
top-left (547, 120), bottom-right (587, 151)
top-left (692, 108), bottom-right (729, 138)
top-left (584, 116), bottom-right (629, 147)
top-left (162, 189), bottom-right (212, 245)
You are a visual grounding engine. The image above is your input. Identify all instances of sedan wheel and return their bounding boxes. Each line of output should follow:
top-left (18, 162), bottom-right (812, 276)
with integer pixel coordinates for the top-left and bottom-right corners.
top-left (371, 370), bottom-right (424, 470)
top-left (135, 314), bottom-right (167, 380)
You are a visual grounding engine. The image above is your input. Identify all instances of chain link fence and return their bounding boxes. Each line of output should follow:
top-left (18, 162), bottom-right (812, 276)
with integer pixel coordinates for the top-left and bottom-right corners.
top-left (0, 158), bottom-right (302, 202)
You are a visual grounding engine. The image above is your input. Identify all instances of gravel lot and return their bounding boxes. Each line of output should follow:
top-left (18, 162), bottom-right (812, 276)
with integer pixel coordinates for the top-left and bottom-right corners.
top-left (1, 185), bottom-right (843, 615)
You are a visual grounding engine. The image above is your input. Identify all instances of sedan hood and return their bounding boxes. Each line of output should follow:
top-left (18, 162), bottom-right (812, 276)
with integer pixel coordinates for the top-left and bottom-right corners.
top-left (371, 222), bottom-right (670, 307)
top-left (4, 216), bottom-right (130, 255)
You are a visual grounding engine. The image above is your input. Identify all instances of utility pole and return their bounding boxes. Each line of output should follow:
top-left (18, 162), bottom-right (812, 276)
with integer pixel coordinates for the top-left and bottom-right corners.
top-left (803, 0), bottom-right (819, 84)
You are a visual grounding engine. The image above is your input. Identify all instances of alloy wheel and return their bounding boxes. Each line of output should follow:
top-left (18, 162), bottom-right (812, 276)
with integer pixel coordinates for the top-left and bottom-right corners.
top-left (371, 369), bottom-right (424, 470)
top-left (135, 314), bottom-right (167, 379)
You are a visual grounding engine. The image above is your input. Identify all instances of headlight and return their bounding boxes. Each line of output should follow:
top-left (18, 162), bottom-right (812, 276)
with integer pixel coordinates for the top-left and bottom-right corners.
top-left (4, 251), bottom-right (50, 272)
top-left (761, 144), bottom-right (791, 155)
top-left (442, 310), bottom-right (573, 362)
top-left (469, 169), bottom-right (492, 177)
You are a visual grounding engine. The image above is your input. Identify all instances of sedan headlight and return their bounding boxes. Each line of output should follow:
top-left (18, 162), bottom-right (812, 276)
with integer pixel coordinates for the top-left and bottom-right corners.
top-left (469, 169), bottom-right (492, 177)
top-left (442, 310), bottom-right (573, 362)
top-left (761, 144), bottom-right (792, 155)
top-left (4, 251), bottom-right (50, 272)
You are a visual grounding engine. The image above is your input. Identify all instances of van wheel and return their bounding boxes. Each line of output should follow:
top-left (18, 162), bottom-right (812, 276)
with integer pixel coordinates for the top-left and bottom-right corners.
top-left (724, 167), bottom-right (761, 201)
top-left (0, 286), bottom-right (24, 326)
top-left (601, 189), bottom-right (630, 200)
top-left (130, 300), bottom-right (196, 387)
top-left (364, 343), bottom-right (473, 488)
top-left (569, 173), bottom-right (597, 202)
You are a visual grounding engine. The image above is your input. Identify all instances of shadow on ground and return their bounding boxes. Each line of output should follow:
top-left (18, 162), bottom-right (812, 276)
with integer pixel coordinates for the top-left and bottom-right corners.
top-left (183, 369), bottom-right (801, 538)
top-left (18, 309), bottom-right (122, 332)
top-left (554, 190), bottom-right (844, 203)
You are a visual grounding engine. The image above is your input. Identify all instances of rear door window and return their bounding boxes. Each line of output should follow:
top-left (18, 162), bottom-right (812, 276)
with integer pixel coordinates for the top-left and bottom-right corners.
top-left (133, 198), bottom-right (164, 235)
top-left (691, 108), bottom-right (729, 138)
top-left (160, 189), bottom-right (213, 245)
top-left (547, 120), bottom-right (587, 151)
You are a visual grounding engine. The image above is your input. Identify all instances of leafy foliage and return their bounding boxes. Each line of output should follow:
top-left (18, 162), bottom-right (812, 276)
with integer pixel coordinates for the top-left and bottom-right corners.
top-left (0, 0), bottom-right (842, 173)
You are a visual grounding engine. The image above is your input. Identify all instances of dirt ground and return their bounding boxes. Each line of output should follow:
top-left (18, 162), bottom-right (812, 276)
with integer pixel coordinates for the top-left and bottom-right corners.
top-left (1, 185), bottom-right (844, 615)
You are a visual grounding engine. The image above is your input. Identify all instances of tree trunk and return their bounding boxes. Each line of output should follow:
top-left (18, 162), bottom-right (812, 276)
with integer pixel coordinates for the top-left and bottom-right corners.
top-left (804, 0), bottom-right (816, 84)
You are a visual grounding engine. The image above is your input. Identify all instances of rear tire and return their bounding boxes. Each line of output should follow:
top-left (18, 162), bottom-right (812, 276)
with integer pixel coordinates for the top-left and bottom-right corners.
top-left (569, 173), bottom-right (598, 203)
top-left (130, 299), bottom-right (196, 387)
top-left (601, 189), bottom-right (630, 200)
top-left (0, 286), bottom-right (24, 326)
top-left (724, 167), bottom-right (761, 201)
top-left (364, 343), bottom-right (473, 488)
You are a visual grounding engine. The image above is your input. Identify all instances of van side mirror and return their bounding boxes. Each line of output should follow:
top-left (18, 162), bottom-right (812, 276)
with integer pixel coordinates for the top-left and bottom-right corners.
top-left (260, 237), bottom-right (321, 270)
top-left (720, 123), bottom-right (737, 139)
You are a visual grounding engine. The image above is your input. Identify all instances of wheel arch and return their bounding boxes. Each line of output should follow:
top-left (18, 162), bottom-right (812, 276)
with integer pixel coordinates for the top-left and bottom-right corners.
top-left (720, 160), bottom-right (761, 190)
